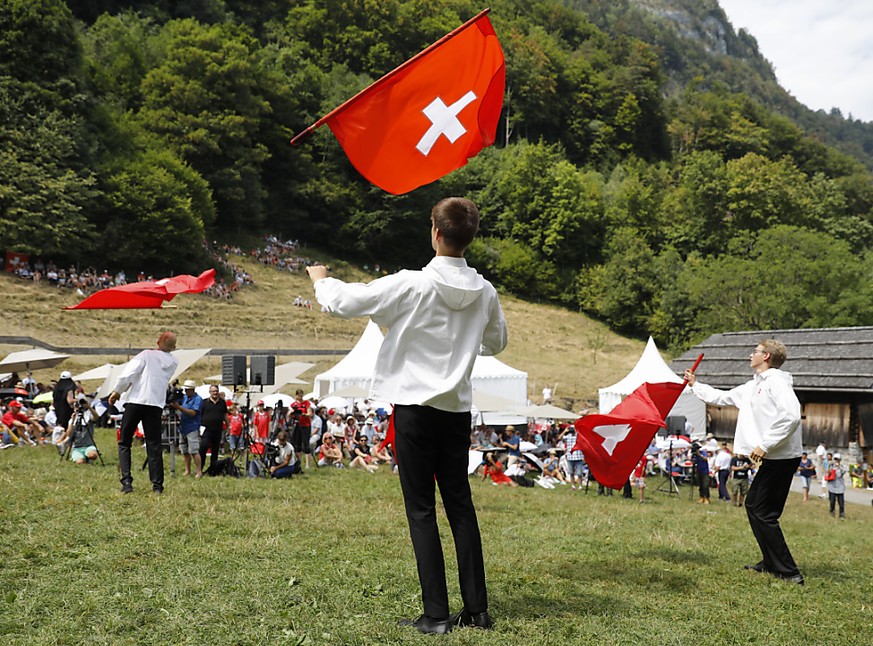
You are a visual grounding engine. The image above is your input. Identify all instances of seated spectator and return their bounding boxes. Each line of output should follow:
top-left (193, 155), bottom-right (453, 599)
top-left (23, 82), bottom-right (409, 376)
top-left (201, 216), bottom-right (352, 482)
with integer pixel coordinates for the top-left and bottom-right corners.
top-left (270, 431), bottom-right (300, 479)
top-left (2, 401), bottom-right (39, 445)
top-left (482, 452), bottom-right (517, 487)
top-left (541, 450), bottom-right (567, 484)
top-left (350, 435), bottom-right (378, 473)
top-left (58, 396), bottom-right (100, 464)
top-left (317, 432), bottom-right (343, 467)
top-left (370, 439), bottom-right (393, 466)
top-left (849, 463), bottom-right (865, 489)
top-left (864, 463), bottom-right (873, 490)
top-left (504, 458), bottom-right (534, 487)
top-left (1, 421), bottom-right (17, 448)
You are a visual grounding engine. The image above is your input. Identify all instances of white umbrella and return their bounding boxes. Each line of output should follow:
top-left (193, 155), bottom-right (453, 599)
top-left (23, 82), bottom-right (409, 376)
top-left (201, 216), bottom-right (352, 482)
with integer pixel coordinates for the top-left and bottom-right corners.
top-left (521, 404), bottom-right (580, 420)
top-left (655, 436), bottom-right (692, 450)
top-left (472, 389), bottom-right (526, 414)
top-left (73, 363), bottom-right (119, 381)
top-left (0, 348), bottom-right (69, 373)
top-left (259, 393), bottom-right (294, 409)
top-left (318, 395), bottom-right (351, 412)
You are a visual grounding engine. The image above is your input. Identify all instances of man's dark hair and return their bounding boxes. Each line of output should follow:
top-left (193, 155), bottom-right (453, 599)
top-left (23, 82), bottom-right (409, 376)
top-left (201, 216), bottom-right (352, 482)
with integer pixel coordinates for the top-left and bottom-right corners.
top-left (431, 197), bottom-right (480, 251)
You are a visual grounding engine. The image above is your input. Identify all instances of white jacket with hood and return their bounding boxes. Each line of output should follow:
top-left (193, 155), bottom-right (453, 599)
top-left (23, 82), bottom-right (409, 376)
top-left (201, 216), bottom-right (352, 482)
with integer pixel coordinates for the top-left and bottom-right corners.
top-left (313, 256), bottom-right (508, 412)
top-left (691, 368), bottom-right (802, 460)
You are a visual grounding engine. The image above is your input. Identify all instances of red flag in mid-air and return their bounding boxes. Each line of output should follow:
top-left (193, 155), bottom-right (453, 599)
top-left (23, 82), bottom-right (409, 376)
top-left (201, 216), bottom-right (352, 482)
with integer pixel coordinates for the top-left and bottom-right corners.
top-left (573, 382), bottom-right (686, 490)
top-left (64, 269), bottom-right (215, 310)
top-left (291, 9), bottom-right (505, 194)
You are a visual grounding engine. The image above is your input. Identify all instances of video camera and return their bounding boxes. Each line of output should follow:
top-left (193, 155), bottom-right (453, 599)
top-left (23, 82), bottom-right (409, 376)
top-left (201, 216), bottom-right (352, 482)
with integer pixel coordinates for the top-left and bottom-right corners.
top-left (166, 380), bottom-right (184, 406)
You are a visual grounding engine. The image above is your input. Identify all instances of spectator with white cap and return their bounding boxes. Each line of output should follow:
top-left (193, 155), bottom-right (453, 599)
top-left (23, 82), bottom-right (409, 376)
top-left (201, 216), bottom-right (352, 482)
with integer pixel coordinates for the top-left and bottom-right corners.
top-left (825, 453), bottom-right (847, 519)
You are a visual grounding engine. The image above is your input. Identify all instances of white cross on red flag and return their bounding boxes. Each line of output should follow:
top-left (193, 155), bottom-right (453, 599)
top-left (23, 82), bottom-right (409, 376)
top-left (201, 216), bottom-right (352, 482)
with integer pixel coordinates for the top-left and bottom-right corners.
top-left (573, 382), bottom-right (686, 490)
top-left (291, 10), bottom-right (505, 194)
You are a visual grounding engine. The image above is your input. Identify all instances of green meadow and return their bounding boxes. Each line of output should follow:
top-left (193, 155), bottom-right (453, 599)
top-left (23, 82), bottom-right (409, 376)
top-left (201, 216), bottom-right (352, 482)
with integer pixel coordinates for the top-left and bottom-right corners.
top-left (2, 431), bottom-right (871, 645)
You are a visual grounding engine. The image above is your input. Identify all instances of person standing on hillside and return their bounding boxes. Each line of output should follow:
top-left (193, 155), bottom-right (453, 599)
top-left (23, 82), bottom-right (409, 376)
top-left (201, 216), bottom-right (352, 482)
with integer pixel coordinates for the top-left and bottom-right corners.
top-left (685, 339), bottom-right (804, 585)
top-left (110, 331), bottom-right (178, 494)
top-left (307, 197), bottom-right (508, 634)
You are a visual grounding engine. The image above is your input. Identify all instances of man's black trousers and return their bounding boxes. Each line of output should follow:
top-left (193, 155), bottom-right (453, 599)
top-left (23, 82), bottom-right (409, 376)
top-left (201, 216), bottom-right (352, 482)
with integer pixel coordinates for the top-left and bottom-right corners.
top-left (393, 404), bottom-right (487, 620)
top-left (200, 427), bottom-right (222, 471)
top-left (117, 403), bottom-right (164, 492)
top-left (745, 457), bottom-right (802, 577)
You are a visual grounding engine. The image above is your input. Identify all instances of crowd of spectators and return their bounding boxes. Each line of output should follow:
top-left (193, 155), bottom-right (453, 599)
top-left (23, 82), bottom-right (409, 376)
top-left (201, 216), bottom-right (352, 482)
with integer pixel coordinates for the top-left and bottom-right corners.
top-left (6, 367), bottom-right (873, 502)
top-left (248, 236), bottom-right (311, 273)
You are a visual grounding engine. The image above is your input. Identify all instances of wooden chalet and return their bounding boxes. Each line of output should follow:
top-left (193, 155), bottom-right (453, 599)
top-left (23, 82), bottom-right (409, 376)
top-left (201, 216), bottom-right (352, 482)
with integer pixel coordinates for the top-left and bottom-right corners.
top-left (670, 327), bottom-right (873, 462)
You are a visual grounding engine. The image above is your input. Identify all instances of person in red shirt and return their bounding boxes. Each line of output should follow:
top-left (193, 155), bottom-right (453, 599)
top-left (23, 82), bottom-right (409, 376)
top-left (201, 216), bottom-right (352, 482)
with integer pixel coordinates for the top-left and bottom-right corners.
top-left (227, 401), bottom-right (244, 454)
top-left (2, 401), bottom-right (39, 445)
top-left (632, 455), bottom-right (647, 503)
top-left (252, 400), bottom-right (270, 443)
top-left (289, 389), bottom-right (312, 469)
top-left (481, 452), bottom-right (517, 487)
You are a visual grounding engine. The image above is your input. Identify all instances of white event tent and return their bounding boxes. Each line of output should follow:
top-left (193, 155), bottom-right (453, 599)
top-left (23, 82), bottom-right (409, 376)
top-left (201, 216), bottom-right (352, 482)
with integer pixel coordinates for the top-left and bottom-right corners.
top-left (598, 336), bottom-right (706, 438)
top-left (312, 321), bottom-right (528, 425)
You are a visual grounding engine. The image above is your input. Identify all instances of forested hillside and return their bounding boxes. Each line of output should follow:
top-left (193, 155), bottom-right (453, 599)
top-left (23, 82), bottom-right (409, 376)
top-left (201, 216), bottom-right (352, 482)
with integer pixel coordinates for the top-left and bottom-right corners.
top-left (2, 0), bottom-right (873, 352)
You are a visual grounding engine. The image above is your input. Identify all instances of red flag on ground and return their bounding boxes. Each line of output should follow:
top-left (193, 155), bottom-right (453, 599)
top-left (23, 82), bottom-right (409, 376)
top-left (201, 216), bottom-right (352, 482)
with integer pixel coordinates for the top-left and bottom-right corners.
top-left (64, 269), bottom-right (215, 310)
top-left (572, 382), bottom-right (685, 490)
top-left (290, 9), bottom-right (505, 194)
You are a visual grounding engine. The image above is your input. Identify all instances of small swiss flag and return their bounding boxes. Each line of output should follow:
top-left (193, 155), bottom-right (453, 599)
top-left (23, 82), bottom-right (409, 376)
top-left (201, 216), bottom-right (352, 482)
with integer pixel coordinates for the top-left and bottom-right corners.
top-left (573, 382), bottom-right (685, 489)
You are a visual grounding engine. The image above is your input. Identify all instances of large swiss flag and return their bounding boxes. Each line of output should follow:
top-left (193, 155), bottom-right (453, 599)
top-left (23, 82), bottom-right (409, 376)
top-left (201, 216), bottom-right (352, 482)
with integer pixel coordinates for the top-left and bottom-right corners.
top-left (65, 269), bottom-right (215, 309)
top-left (573, 382), bottom-right (686, 490)
top-left (293, 10), bottom-right (505, 194)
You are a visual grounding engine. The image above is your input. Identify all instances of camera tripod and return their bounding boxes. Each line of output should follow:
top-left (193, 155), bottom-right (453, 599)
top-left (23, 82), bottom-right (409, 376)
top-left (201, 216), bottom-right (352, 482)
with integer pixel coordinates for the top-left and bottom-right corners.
top-left (140, 406), bottom-right (179, 475)
top-left (59, 409), bottom-right (105, 466)
top-left (230, 387), bottom-right (279, 478)
top-left (655, 439), bottom-right (680, 495)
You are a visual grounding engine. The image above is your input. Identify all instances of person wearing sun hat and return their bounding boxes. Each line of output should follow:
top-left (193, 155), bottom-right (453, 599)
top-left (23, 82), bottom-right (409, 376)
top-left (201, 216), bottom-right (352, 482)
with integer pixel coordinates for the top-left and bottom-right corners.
top-left (170, 379), bottom-right (203, 478)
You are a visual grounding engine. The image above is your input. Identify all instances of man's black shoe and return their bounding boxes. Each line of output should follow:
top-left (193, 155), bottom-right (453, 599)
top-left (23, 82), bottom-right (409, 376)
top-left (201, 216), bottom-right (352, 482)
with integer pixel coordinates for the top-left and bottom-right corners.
top-left (774, 572), bottom-right (805, 586)
top-left (743, 562), bottom-right (768, 573)
top-left (121, 484), bottom-right (133, 494)
top-left (398, 615), bottom-right (452, 635)
top-left (450, 609), bottom-right (493, 630)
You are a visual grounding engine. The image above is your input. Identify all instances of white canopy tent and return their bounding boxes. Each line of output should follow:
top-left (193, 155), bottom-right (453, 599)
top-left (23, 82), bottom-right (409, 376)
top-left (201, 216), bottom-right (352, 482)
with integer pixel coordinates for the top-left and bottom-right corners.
top-left (598, 337), bottom-right (706, 438)
top-left (312, 321), bottom-right (528, 425)
top-left (470, 355), bottom-right (527, 426)
top-left (313, 320), bottom-right (383, 398)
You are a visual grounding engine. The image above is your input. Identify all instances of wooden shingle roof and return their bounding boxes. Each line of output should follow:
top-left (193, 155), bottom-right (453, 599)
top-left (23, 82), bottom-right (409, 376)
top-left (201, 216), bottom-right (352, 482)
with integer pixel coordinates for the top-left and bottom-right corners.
top-left (669, 327), bottom-right (873, 393)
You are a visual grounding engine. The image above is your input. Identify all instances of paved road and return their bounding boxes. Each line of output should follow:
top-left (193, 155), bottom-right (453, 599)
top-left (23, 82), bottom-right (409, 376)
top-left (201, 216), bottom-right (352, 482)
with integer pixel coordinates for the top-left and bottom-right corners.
top-left (789, 476), bottom-right (873, 507)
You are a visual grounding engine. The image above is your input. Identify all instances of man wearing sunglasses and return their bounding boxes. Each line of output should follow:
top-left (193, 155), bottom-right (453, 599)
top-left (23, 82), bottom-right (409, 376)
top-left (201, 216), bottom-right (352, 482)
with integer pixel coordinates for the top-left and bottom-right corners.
top-left (685, 339), bottom-right (804, 585)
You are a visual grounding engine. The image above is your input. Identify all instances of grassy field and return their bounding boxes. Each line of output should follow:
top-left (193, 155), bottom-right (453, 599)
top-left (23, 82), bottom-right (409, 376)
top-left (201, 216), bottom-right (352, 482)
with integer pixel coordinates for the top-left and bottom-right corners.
top-left (2, 433), bottom-right (871, 645)
top-left (1, 253), bottom-right (646, 407)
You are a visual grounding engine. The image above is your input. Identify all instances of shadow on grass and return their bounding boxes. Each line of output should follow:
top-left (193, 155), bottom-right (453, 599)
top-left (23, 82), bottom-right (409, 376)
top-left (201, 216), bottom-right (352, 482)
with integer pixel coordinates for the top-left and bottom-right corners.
top-left (496, 586), bottom-right (630, 621)
top-left (534, 547), bottom-right (712, 595)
